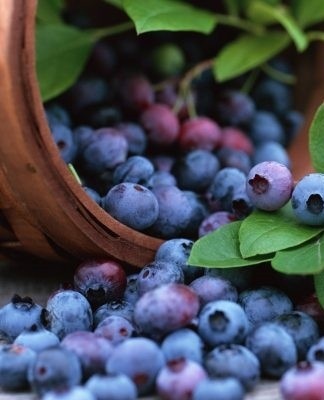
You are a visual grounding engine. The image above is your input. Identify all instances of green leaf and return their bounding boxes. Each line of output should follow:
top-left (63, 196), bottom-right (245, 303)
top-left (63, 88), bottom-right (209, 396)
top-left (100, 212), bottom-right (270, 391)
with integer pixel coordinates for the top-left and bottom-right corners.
top-left (36, 24), bottom-right (96, 102)
top-left (247, 1), bottom-right (308, 51)
top-left (314, 271), bottom-right (324, 308)
top-left (188, 221), bottom-right (273, 268)
top-left (271, 234), bottom-right (324, 274)
top-left (120, 0), bottom-right (217, 34)
top-left (239, 204), bottom-right (324, 258)
top-left (309, 103), bottom-right (324, 173)
top-left (213, 31), bottom-right (290, 82)
top-left (37, 0), bottom-right (65, 24)
top-left (292, 0), bottom-right (324, 28)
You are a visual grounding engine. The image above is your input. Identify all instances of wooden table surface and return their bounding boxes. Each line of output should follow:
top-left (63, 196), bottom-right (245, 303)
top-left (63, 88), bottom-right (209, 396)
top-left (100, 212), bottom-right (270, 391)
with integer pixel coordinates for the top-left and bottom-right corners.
top-left (0, 260), bottom-right (282, 400)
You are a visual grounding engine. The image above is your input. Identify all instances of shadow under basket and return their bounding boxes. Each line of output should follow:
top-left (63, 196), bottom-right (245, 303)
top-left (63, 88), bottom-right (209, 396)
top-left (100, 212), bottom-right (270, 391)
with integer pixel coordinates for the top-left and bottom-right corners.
top-left (0, 0), bottom-right (324, 268)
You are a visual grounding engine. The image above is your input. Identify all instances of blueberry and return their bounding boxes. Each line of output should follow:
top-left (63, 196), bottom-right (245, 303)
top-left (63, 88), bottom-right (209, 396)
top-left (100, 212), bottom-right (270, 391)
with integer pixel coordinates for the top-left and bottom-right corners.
top-left (178, 116), bottom-right (222, 152)
top-left (274, 311), bottom-right (320, 360)
top-left (46, 289), bottom-right (93, 339)
top-left (171, 149), bottom-right (220, 192)
top-left (207, 167), bottom-right (247, 212)
top-left (252, 78), bottom-right (292, 116)
top-left (73, 125), bottom-right (94, 157)
top-left (307, 337), bottom-right (324, 363)
top-left (0, 344), bottom-right (36, 391)
top-left (282, 109), bottom-right (304, 146)
top-left (193, 377), bottom-right (245, 400)
top-left (85, 372), bottom-right (138, 400)
top-left (217, 147), bottom-right (252, 174)
top-left (214, 90), bottom-right (256, 127)
top-left (182, 191), bottom-right (210, 238)
top-left (248, 110), bottom-right (285, 145)
top-left (245, 322), bottom-right (297, 378)
top-left (73, 259), bottom-right (127, 309)
top-left (116, 122), bottom-right (147, 155)
top-left (119, 73), bottom-right (155, 114)
top-left (155, 238), bottom-right (204, 284)
top-left (103, 182), bottom-right (159, 231)
top-left (13, 324), bottom-right (60, 353)
top-left (106, 337), bottom-right (165, 395)
top-left (252, 141), bottom-right (291, 167)
top-left (0, 294), bottom-right (47, 341)
top-left (148, 185), bottom-right (193, 239)
top-left (45, 103), bottom-right (71, 127)
top-left (93, 300), bottom-right (134, 327)
top-left (156, 358), bottom-right (208, 400)
top-left (140, 103), bottom-right (180, 146)
top-left (197, 300), bottom-right (249, 347)
top-left (112, 155), bottom-right (154, 185)
top-left (42, 386), bottom-right (96, 400)
top-left (133, 283), bottom-right (200, 339)
top-left (246, 161), bottom-right (294, 211)
top-left (27, 346), bottom-right (83, 396)
top-left (238, 286), bottom-right (293, 328)
top-left (204, 344), bottom-right (260, 391)
top-left (189, 275), bottom-right (238, 308)
top-left (198, 211), bottom-right (237, 237)
top-left (280, 361), bottom-right (324, 400)
top-left (145, 170), bottom-right (177, 189)
top-left (161, 328), bottom-right (205, 365)
top-left (291, 173), bottom-right (324, 225)
top-left (50, 122), bottom-right (77, 163)
top-left (136, 260), bottom-right (184, 296)
top-left (221, 126), bottom-right (254, 155)
top-left (80, 128), bottom-right (128, 175)
top-left (94, 315), bottom-right (137, 345)
top-left (61, 331), bottom-right (114, 380)
top-left (82, 186), bottom-right (103, 206)
top-left (123, 273), bottom-right (140, 305)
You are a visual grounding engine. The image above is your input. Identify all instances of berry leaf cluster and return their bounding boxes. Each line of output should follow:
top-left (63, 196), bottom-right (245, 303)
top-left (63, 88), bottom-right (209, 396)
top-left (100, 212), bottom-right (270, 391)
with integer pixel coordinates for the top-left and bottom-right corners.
top-left (189, 103), bottom-right (324, 307)
top-left (36, 0), bottom-right (324, 101)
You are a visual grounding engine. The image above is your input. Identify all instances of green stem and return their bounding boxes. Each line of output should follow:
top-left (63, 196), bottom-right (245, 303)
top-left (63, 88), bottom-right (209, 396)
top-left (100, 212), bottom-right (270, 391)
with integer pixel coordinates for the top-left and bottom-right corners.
top-left (261, 63), bottom-right (296, 85)
top-left (68, 164), bottom-right (82, 185)
top-left (87, 21), bottom-right (134, 41)
top-left (213, 13), bottom-right (264, 35)
top-left (240, 68), bottom-right (260, 94)
top-left (307, 30), bottom-right (324, 42)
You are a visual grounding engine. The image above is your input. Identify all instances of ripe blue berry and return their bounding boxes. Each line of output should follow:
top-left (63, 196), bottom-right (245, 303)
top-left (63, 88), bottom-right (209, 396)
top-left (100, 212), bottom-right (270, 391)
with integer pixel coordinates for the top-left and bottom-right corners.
top-left (103, 182), bottom-right (159, 231)
top-left (46, 289), bottom-right (93, 339)
top-left (205, 344), bottom-right (260, 391)
top-left (73, 259), bottom-right (127, 309)
top-left (280, 361), bottom-right (324, 400)
top-left (0, 344), bottom-right (36, 391)
top-left (112, 155), bottom-right (154, 185)
top-left (136, 260), bottom-right (184, 296)
top-left (239, 286), bottom-right (293, 327)
top-left (291, 173), bottom-right (324, 225)
top-left (246, 161), bottom-right (294, 211)
top-left (193, 377), bottom-right (245, 400)
top-left (93, 299), bottom-right (134, 327)
top-left (161, 328), bottom-right (204, 365)
top-left (106, 337), bottom-right (165, 395)
top-left (245, 322), bottom-right (297, 378)
top-left (27, 346), bottom-right (82, 396)
top-left (156, 358), bottom-right (207, 400)
top-left (274, 310), bottom-right (320, 360)
top-left (197, 300), bottom-right (249, 347)
top-left (94, 315), bottom-right (137, 345)
top-left (42, 386), bottom-right (96, 400)
top-left (134, 283), bottom-right (200, 339)
top-left (0, 294), bottom-right (46, 341)
top-left (13, 324), bottom-right (60, 353)
top-left (85, 373), bottom-right (138, 400)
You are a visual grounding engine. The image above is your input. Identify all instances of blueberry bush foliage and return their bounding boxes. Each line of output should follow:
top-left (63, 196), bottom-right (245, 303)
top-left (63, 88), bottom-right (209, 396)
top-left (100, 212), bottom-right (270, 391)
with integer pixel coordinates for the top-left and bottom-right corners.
top-left (36, 1), bottom-right (324, 304)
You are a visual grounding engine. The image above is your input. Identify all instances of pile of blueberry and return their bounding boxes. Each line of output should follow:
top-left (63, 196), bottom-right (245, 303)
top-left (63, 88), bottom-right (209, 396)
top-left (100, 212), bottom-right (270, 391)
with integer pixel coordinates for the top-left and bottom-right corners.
top-left (1, 250), bottom-right (324, 399)
top-left (45, 26), bottom-right (305, 240)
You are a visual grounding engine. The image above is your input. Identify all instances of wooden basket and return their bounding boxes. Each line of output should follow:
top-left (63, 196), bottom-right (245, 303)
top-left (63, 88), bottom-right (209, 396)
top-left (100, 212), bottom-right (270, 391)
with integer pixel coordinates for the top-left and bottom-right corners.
top-left (0, 0), bottom-right (324, 268)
